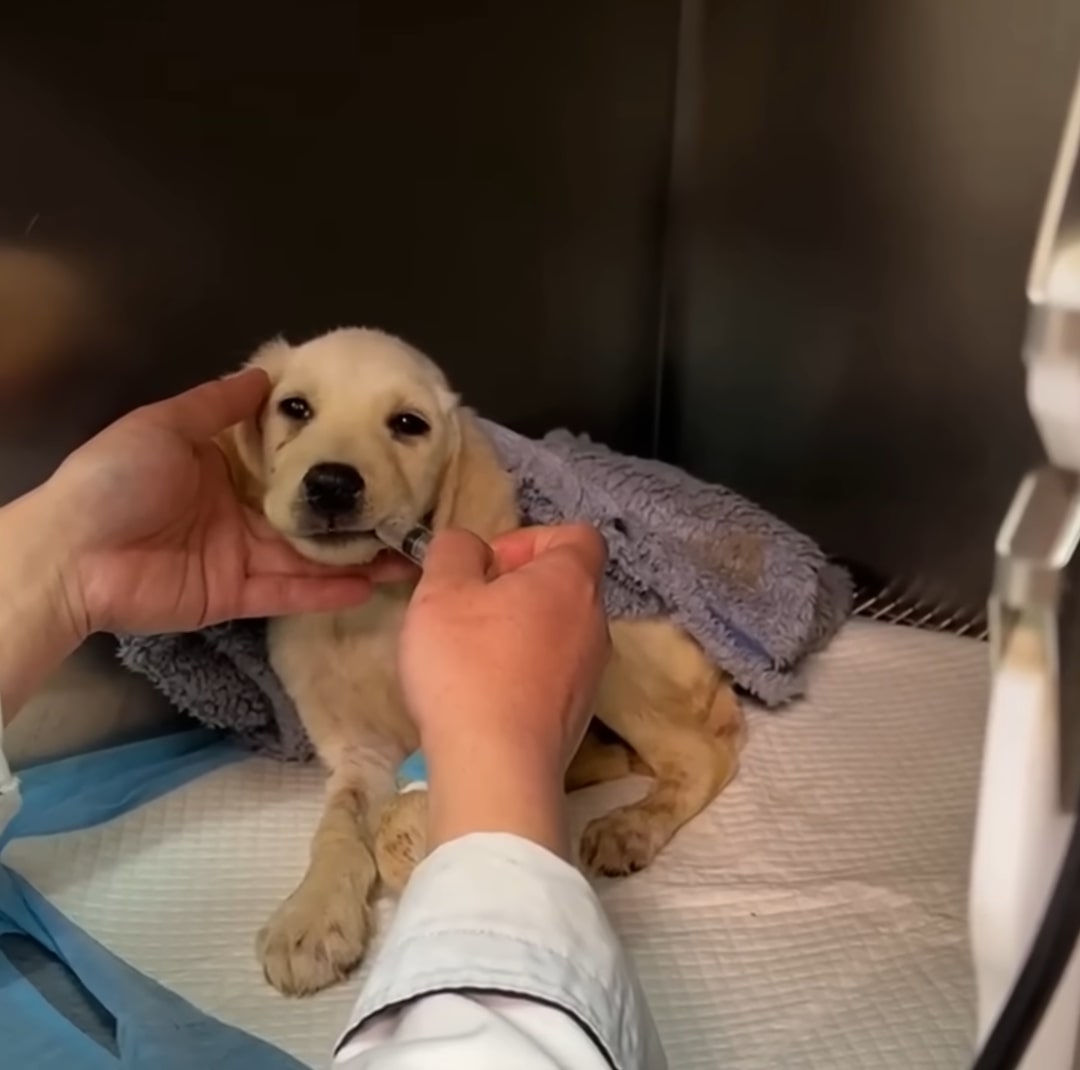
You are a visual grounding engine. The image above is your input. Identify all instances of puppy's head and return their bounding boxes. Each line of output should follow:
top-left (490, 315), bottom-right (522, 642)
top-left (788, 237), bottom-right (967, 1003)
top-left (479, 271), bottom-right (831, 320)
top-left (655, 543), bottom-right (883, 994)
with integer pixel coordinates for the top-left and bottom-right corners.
top-left (222, 327), bottom-right (514, 566)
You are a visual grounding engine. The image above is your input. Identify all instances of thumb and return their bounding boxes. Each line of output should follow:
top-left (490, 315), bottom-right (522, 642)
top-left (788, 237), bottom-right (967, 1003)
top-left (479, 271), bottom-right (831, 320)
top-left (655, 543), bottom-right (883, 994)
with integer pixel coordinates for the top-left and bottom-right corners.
top-left (418, 529), bottom-right (494, 590)
top-left (150, 368), bottom-right (270, 441)
top-left (491, 523), bottom-right (608, 578)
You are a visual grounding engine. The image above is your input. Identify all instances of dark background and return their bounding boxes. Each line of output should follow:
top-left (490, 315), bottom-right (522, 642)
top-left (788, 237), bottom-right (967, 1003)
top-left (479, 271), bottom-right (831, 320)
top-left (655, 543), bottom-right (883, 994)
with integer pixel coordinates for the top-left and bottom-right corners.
top-left (1, 0), bottom-right (1079, 608)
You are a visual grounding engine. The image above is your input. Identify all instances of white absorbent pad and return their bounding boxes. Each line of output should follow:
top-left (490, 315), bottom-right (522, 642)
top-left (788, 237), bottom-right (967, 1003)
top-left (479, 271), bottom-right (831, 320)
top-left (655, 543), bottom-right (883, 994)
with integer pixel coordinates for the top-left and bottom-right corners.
top-left (2, 620), bottom-right (988, 1068)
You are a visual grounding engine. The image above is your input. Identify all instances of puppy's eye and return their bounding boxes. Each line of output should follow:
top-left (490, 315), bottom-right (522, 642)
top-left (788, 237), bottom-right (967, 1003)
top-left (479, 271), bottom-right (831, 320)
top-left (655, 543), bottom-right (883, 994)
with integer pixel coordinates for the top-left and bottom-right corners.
top-left (388, 412), bottom-right (430, 438)
top-left (278, 396), bottom-right (313, 422)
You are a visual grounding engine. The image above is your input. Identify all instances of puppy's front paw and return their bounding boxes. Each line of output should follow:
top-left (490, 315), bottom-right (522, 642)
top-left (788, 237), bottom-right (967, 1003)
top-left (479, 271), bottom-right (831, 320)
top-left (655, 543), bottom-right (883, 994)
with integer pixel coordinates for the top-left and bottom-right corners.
top-left (257, 874), bottom-right (372, 996)
top-left (579, 807), bottom-right (665, 878)
top-left (374, 791), bottom-right (428, 896)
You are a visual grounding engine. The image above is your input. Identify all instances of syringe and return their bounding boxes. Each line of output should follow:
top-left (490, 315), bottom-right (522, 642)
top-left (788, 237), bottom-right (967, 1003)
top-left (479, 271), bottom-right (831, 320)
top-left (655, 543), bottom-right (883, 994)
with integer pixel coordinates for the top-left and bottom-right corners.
top-left (374, 517), bottom-right (434, 566)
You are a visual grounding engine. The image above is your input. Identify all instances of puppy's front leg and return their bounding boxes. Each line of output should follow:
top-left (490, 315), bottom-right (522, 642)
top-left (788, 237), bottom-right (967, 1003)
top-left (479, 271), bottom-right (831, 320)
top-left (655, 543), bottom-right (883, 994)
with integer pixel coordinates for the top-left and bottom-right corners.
top-left (374, 789), bottom-right (428, 896)
top-left (258, 773), bottom-right (379, 997)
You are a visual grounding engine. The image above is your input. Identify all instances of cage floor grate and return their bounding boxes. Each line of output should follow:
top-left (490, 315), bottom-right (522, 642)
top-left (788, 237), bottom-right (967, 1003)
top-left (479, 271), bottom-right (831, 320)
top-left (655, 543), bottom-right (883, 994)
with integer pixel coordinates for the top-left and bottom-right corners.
top-left (838, 560), bottom-right (989, 642)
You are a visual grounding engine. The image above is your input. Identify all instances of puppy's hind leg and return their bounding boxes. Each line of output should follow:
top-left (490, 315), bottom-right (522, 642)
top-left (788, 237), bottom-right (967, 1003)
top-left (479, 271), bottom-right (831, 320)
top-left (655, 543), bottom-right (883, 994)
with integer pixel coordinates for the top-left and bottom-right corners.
top-left (258, 763), bottom-right (389, 996)
top-left (565, 726), bottom-right (651, 792)
top-left (581, 643), bottom-right (745, 878)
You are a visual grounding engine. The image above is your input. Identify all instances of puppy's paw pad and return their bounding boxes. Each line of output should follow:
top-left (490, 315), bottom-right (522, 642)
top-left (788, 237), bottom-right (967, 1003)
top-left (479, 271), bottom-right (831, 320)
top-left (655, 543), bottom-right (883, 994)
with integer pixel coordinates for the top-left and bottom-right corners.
top-left (579, 811), bottom-right (663, 878)
top-left (257, 887), bottom-right (371, 997)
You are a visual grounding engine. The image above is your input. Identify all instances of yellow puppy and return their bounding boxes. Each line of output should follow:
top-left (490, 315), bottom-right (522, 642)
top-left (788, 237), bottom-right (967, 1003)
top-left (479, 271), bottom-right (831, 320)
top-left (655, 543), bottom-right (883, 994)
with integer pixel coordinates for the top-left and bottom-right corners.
top-left (220, 327), bottom-right (746, 996)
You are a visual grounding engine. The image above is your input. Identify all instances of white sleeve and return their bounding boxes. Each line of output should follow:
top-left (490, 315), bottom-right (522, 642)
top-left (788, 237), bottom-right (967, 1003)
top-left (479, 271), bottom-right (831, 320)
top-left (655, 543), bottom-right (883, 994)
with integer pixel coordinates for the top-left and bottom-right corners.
top-left (332, 832), bottom-right (667, 1070)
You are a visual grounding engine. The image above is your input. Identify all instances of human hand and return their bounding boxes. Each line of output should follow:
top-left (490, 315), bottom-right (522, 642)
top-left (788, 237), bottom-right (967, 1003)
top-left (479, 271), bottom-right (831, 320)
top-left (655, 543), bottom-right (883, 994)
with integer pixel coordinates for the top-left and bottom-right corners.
top-left (398, 524), bottom-right (610, 855)
top-left (30, 368), bottom-right (409, 637)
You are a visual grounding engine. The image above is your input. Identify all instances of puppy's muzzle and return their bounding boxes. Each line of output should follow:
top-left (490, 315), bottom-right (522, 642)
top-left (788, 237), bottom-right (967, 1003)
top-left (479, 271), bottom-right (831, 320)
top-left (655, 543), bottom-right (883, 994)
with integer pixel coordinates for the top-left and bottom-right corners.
top-left (301, 462), bottom-right (365, 522)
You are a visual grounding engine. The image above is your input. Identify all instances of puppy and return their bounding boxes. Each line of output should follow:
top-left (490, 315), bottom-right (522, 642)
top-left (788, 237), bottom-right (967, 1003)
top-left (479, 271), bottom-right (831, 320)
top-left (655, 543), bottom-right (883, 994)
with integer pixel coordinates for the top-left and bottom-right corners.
top-left (220, 327), bottom-right (746, 996)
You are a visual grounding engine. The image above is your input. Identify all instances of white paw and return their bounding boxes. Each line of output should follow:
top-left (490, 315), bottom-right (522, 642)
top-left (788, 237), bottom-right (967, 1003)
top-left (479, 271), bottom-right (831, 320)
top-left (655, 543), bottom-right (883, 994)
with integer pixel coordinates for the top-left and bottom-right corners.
top-left (257, 872), bottom-right (372, 996)
top-left (579, 807), bottom-right (665, 878)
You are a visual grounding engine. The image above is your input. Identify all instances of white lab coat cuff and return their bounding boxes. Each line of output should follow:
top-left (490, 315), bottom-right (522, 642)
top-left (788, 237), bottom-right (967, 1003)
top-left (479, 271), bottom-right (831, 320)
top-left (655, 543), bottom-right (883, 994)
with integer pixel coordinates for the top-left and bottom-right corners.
top-left (335, 832), bottom-right (661, 1070)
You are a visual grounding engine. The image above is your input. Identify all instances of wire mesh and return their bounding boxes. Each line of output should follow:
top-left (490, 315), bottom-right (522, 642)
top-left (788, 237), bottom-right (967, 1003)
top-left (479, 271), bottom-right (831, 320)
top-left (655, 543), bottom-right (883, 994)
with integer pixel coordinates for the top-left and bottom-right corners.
top-left (838, 559), bottom-right (989, 641)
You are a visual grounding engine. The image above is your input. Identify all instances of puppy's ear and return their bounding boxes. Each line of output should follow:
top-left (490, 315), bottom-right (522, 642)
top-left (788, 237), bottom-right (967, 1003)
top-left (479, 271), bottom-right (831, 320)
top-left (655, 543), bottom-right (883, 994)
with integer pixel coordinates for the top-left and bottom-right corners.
top-left (433, 408), bottom-right (519, 539)
top-left (214, 336), bottom-right (290, 510)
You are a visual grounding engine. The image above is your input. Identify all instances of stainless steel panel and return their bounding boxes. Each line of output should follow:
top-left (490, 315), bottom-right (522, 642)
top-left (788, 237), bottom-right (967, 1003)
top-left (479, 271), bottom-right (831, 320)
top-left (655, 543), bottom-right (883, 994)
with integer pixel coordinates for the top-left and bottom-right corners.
top-left (667, 0), bottom-right (1080, 607)
top-left (0, 2), bottom-right (679, 506)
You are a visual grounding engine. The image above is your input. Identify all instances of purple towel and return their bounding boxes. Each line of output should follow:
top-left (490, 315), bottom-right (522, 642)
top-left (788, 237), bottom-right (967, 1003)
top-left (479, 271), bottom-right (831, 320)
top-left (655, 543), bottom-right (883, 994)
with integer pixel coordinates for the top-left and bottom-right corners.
top-left (116, 421), bottom-right (852, 761)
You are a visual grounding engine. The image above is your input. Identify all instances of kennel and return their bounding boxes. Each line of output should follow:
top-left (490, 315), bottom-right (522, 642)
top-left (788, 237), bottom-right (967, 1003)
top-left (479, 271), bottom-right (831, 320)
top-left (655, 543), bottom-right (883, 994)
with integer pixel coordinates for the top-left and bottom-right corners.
top-left (1, 2), bottom-right (1079, 1067)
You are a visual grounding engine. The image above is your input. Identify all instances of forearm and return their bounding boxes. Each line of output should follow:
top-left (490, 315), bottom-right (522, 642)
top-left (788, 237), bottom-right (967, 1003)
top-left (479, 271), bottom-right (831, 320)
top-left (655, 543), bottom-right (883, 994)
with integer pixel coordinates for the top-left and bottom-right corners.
top-left (426, 739), bottom-right (570, 859)
top-left (0, 487), bottom-right (86, 722)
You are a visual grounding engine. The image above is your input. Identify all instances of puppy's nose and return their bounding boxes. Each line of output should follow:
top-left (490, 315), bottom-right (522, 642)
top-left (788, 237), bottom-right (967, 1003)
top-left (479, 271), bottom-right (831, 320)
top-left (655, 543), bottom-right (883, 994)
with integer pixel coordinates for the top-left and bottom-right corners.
top-left (302, 462), bottom-right (365, 518)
